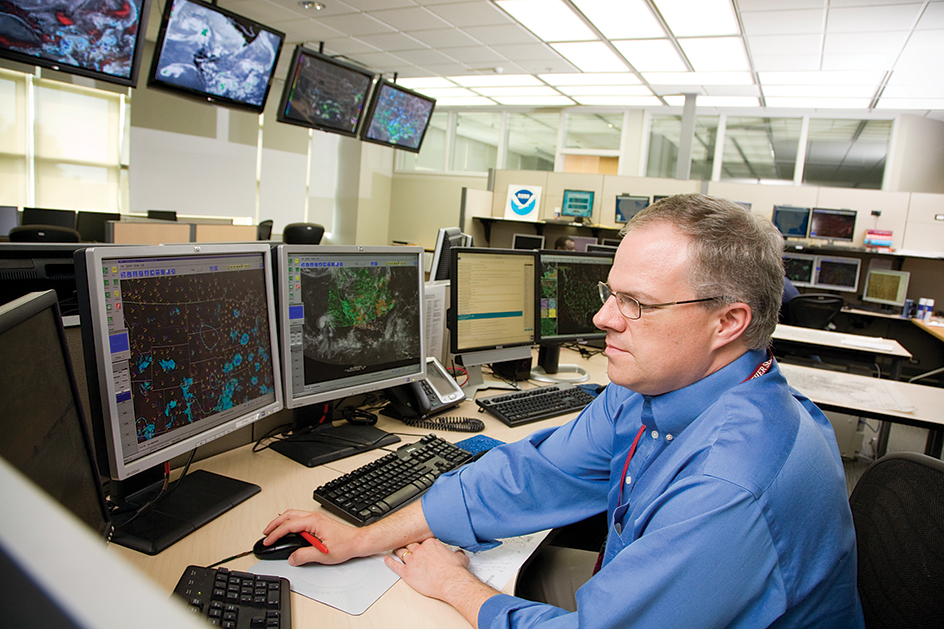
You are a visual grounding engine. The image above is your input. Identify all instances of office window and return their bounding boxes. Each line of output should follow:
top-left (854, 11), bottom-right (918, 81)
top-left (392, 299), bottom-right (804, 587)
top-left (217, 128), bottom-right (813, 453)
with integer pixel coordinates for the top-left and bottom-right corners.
top-left (722, 117), bottom-right (801, 183)
top-left (802, 119), bottom-right (891, 190)
top-left (564, 112), bottom-right (622, 150)
top-left (0, 70), bottom-right (28, 206)
top-left (507, 112), bottom-right (557, 171)
top-left (452, 111), bottom-right (500, 173)
top-left (691, 116), bottom-right (719, 181)
top-left (398, 111), bottom-right (448, 172)
top-left (647, 114), bottom-right (719, 180)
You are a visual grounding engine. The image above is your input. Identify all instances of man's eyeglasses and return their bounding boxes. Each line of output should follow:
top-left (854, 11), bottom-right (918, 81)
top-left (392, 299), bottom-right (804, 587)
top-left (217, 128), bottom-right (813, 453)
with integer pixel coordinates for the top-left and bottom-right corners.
top-left (597, 281), bottom-right (725, 320)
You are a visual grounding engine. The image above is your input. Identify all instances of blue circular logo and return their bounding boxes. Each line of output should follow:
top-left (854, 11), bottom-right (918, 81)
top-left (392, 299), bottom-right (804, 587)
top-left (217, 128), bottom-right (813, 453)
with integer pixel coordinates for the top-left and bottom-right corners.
top-left (511, 189), bottom-right (536, 216)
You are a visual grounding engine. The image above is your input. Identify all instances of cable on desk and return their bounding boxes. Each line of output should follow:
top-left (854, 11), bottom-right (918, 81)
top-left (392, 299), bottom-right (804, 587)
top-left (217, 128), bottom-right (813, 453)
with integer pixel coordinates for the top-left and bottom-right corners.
top-left (109, 449), bottom-right (197, 530)
top-left (401, 415), bottom-right (485, 433)
top-left (206, 549), bottom-right (254, 569)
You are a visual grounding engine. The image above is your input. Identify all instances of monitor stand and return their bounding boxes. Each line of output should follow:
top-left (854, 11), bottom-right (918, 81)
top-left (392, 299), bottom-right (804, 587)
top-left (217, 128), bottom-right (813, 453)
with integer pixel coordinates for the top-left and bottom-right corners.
top-left (268, 406), bottom-right (399, 468)
top-left (530, 344), bottom-right (590, 384)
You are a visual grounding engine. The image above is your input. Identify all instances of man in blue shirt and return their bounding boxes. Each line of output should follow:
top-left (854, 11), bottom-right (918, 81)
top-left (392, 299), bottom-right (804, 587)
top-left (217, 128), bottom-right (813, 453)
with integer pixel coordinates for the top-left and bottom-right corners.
top-left (263, 194), bottom-right (864, 628)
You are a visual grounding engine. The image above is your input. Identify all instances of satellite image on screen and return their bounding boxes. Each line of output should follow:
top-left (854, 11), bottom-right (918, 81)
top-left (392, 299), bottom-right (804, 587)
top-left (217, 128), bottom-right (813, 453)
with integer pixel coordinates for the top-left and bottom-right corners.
top-left (283, 53), bottom-right (372, 132)
top-left (120, 268), bottom-right (276, 444)
top-left (153, 0), bottom-right (281, 107)
top-left (300, 264), bottom-right (421, 385)
top-left (0, 0), bottom-right (145, 79)
top-left (365, 84), bottom-right (434, 148)
top-left (540, 259), bottom-right (610, 338)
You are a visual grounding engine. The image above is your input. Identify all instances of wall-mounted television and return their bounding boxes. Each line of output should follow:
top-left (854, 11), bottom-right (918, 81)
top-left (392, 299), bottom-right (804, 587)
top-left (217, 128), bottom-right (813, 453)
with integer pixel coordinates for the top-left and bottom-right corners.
top-left (809, 207), bottom-right (856, 243)
top-left (615, 194), bottom-right (649, 223)
top-left (276, 46), bottom-right (375, 137)
top-left (360, 80), bottom-right (436, 153)
top-left (0, 0), bottom-right (150, 87)
top-left (148, 0), bottom-right (285, 114)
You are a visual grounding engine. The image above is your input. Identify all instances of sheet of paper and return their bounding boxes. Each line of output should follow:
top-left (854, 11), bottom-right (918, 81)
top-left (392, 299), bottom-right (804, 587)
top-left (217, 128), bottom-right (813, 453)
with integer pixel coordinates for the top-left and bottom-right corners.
top-left (249, 554), bottom-right (399, 616)
top-left (465, 530), bottom-right (550, 591)
top-left (840, 337), bottom-right (895, 352)
top-left (784, 368), bottom-right (915, 413)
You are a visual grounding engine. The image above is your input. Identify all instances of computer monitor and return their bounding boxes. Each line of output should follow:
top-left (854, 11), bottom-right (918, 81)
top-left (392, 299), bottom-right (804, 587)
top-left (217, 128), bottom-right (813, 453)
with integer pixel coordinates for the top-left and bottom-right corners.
top-left (0, 290), bottom-right (111, 540)
top-left (512, 233), bottom-right (545, 250)
top-left (772, 205), bottom-right (812, 239)
top-left (22, 207), bottom-right (76, 229)
top-left (147, 209), bottom-right (177, 222)
top-left (534, 250), bottom-right (613, 383)
top-left (429, 227), bottom-right (470, 282)
top-left (615, 195), bottom-right (649, 223)
top-left (601, 238), bottom-right (622, 247)
top-left (449, 247), bottom-right (536, 392)
top-left (74, 243), bottom-right (283, 554)
top-left (0, 243), bottom-right (90, 316)
top-left (812, 255), bottom-right (861, 292)
top-left (0, 205), bottom-right (18, 236)
top-left (782, 253), bottom-right (815, 287)
top-left (809, 208), bottom-right (857, 243)
top-left (570, 235), bottom-right (598, 252)
top-left (360, 80), bottom-right (436, 153)
top-left (561, 189), bottom-right (595, 222)
top-left (862, 268), bottom-right (910, 308)
top-left (76, 211), bottom-right (120, 242)
top-left (586, 244), bottom-right (617, 253)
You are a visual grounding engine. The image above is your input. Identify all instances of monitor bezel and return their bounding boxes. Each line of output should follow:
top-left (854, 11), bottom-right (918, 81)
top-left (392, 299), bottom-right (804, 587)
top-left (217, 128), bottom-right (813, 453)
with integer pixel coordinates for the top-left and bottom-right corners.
top-left (536, 249), bottom-right (613, 345)
top-left (561, 189), bottom-right (595, 219)
top-left (809, 207), bottom-right (857, 243)
top-left (512, 233), bottom-right (545, 250)
top-left (359, 80), bottom-right (437, 153)
top-left (429, 227), bottom-right (468, 282)
top-left (772, 205), bottom-right (812, 239)
top-left (146, 0), bottom-right (285, 115)
top-left (0, 0), bottom-right (151, 88)
top-left (812, 255), bottom-right (861, 293)
top-left (275, 244), bottom-right (427, 409)
top-left (861, 268), bottom-right (911, 307)
top-left (78, 243), bottom-right (284, 481)
top-left (782, 252), bottom-right (816, 287)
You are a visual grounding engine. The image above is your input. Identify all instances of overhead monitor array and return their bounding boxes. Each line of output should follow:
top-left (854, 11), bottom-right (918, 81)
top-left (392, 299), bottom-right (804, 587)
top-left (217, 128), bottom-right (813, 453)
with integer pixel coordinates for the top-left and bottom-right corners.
top-left (773, 205), bottom-right (858, 244)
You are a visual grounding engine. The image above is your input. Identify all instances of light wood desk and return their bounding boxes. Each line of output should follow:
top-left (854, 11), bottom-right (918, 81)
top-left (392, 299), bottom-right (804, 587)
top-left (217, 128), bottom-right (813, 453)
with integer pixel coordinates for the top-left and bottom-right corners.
top-left (913, 318), bottom-right (944, 344)
top-left (772, 323), bottom-right (912, 380)
top-left (109, 349), bottom-right (609, 628)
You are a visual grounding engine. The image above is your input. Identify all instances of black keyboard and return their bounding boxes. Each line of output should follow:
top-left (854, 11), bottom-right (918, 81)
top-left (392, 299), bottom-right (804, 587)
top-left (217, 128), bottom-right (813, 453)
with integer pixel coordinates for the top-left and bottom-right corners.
top-left (173, 565), bottom-right (291, 629)
top-left (475, 382), bottom-right (597, 426)
top-left (313, 434), bottom-right (474, 526)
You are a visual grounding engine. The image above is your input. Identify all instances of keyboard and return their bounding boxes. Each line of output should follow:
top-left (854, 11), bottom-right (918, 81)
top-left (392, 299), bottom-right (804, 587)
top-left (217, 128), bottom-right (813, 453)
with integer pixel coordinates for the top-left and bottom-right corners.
top-left (313, 434), bottom-right (474, 526)
top-left (173, 565), bottom-right (291, 629)
top-left (475, 382), bottom-right (597, 426)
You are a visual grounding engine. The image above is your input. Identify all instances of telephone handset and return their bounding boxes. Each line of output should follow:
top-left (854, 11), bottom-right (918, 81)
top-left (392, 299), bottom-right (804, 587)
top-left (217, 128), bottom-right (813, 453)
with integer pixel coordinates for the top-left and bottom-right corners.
top-left (383, 357), bottom-right (466, 420)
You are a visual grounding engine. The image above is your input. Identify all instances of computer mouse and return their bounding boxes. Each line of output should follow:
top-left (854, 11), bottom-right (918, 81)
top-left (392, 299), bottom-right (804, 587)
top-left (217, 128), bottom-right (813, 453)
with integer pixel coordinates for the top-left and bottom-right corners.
top-left (252, 532), bottom-right (310, 560)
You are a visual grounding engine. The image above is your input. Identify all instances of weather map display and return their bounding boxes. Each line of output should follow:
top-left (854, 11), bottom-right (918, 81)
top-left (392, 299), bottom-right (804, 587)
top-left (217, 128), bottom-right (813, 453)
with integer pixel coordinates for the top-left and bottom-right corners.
top-left (538, 252), bottom-right (613, 342)
top-left (283, 251), bottom-right (422, 400)
top-left (148, 0), bottom-right (284, 112)
top-left (361, 80), bottom-right (436, 153)
top-left (0, 0), bottom-right (149, 86)
top-left (102, 252), bottom-right (276, 464)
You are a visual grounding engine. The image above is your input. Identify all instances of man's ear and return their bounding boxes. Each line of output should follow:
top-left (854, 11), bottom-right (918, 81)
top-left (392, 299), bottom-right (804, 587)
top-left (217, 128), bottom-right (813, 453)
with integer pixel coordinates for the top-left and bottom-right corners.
top-left (712, 302), bottom-right (752, 350)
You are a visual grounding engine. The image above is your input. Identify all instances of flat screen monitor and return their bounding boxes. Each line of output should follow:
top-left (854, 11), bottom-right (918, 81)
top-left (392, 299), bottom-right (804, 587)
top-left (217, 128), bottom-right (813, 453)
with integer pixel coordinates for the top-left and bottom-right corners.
top-left (809, 208), bottom-right (857, 243)
top-left (75, 243), bottom-right (283, 554)
top-left (429, 227), bottom-right (469, 282)
top-left (76, 211), bottom-right (120, 242)
top-left (449, 247), bottom-right (536, 391)
top-left (147, 209), bottom-right (177, 222)
top-left (570, 235), bottom-right (598, 252)
top-left (148, 0), bottom-right (285, 114)
top-left (22, 207), bottom-right (76, 229)
top-left (534, 250), bottom-right (613, 383)
top-left (862, 268), bottom-right (910, 308)
top-left (0, 243), bottom-right (88, 316)
top-left (772, 205), bottom-right (811, 239)
top-left (601, 237), bottom-right (621, 247)
top-left (276, 45), bottom-right (375, 137)
top-left (561, 189), bottom-right (594, 220)
top-left (783, 253), bottom-right (815, 287)
top-left (0, 205), bottom-right (18, 236)
top-left (586, 244), bottom-right (617, 253)
top-left (0, 0), bottom-right (150, 87)
top-left (813, 255), bottom-right (860, 292)
top-left (0, 290), bottom-right (111, 540)
top-left (615, 195), bottom-right (648, 223)
top-left (512, 233), bottom-right (545, 250)
top-left (360, 80), bottom-right (436, 153)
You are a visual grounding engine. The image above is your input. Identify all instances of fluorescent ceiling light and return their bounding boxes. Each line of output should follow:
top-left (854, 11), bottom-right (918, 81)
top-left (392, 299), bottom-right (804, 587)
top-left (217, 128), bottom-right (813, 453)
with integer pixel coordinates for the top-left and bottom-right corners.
top-left (692, 96), bottom-right (761, 107)
top-left (654, 0), bottom-right (740, 37)
top-left (758, 71), bottom-right (885, 86)
top-left (433, 97), bottom-right (499, 106)
top-left (678, 37), bottom-right (750, 72)
top-left (612, 39), bottom-right (687, 72)
top-left (448, 74), bottom-right (544, 87)
top-left (539, 73), bottom-right (642, 86)
top-left (876, 98), bottom-right (944, 110)
top-left (764, 97), bottom-right (872, 109)
top-left (644, 71), bottom-right (754, 85)
top-left (551, 41), bottom-right (628, 72)
top-left (495, 0), bottom-right (596, 42)
top-left (763, 85), bottom-right (876, 99)
top-left (411, 87), bottom-right (481, 98)
top-left (491, 95), bottom-right (577, 106)
top-left (472, 86), bottom-right (562, 97)
top-left (555, 84), bottom-right (654, 96)
top-left (571, 0), bottom-right (665, 39)
top-left (395, 77), bottom-right (458, 89)
top-left (570, 95), bottom-right (663, 106)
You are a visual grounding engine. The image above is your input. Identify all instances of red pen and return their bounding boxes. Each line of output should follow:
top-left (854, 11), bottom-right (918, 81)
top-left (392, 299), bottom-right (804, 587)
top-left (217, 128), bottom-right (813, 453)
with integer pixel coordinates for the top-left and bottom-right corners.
top-left (300, 531), bottom-right (329, 554)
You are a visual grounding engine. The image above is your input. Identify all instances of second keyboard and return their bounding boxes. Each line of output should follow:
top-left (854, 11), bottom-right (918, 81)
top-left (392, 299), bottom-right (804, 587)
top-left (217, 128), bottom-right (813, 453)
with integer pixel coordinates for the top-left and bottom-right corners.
top-left (475, 382), bottom-right (597, 426)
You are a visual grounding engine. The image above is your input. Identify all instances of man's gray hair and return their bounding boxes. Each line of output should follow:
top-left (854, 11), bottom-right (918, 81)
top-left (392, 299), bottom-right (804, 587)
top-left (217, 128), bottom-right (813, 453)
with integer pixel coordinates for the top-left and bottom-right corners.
top-left (621, 193), bottom-right (784, 350)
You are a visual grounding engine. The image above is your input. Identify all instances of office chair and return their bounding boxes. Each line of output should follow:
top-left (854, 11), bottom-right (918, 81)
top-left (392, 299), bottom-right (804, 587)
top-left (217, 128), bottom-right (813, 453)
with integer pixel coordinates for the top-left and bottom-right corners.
top-left (784, 293), bottom-right (844, 329)
top-left (9, 224), bottom-right (81, 243)
top-left (282, 223), bottom-right (324, 244)
top-left (849, 452), bottom-right (944, 629)
top-left (257, 219), bottom-right (274, 240)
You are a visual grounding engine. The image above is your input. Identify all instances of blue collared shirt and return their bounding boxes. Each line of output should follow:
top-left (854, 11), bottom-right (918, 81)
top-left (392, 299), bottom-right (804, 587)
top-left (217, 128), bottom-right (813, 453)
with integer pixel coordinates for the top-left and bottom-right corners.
top-left (422, 349), bottom-right (864, 629)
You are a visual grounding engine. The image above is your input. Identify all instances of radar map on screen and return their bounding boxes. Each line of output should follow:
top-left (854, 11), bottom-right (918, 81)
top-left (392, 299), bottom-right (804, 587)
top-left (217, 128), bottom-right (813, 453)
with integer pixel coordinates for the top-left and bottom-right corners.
top-left (300, 264), bottom-right (421, 385)
top-left (540, 259), bottom-right (609, 338)
top-left (364, 83), bottom-right (434, 149)
top-left (121, 269), bottom-right (275, 444)
top-left (281, 50), bottom-right (373, 134)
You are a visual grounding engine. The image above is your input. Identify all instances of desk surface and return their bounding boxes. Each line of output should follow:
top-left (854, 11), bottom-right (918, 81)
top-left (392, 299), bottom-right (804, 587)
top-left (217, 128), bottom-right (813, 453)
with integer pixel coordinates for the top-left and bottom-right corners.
top-left (773, 323), bottom-right (911, 359)
top-left (913, 318), bottom-right (944, 344)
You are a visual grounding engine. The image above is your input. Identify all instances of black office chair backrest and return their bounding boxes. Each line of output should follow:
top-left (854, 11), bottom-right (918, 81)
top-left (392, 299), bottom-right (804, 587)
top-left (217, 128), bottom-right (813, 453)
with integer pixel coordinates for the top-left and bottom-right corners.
top-left (849, 452), bottom-right (944, 629)
top-left (282, 223), bottom-right (324, 244)
top-left (9, 224), bottom-right (81, 243)
top-left (257, 219), bottom-right (274, 240)
top-left (785, 293), bottom-right (844, 329)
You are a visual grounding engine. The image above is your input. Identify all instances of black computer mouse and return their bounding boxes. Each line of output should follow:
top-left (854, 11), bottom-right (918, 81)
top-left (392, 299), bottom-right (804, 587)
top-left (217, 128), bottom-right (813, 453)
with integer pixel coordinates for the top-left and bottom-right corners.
top-left (252, 532), bottom-right (310, 560)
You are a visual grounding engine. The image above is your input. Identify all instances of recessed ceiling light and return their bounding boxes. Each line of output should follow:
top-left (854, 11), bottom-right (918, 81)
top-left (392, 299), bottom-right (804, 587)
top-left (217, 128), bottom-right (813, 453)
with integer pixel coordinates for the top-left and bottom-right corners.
top-left (299, 2), bottom-right (325, 10)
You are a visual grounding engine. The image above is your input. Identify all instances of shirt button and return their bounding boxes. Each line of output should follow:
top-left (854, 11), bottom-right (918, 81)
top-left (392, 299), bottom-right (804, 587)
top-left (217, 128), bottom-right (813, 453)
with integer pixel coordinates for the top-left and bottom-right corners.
top-left (615, 522), bottom-right (622, 535)
top-left (666, 434), bottom-right (674, 442)
top-left (651, 430), bottom-right (659, 439)
top-left (625, 476), bottom-right (632, 485)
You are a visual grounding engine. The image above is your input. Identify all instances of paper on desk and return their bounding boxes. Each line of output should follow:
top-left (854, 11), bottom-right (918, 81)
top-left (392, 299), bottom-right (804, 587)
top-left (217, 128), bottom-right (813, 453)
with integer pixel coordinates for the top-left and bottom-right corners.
top-left (839, 336), bottom-right (895, 351)
top-left (785, 369), bottom-right (915, 413)
top-left (465, 530), bottom-right (550, 591)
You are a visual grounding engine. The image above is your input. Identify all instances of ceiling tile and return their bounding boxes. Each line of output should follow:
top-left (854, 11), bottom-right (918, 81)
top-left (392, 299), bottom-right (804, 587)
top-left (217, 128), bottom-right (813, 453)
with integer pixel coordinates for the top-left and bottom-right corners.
top-left (746, 33), bottom-right (822, 57)
top-left (409, 28), bottom-right (484, 49)
top-left (270, 18), bottom-right (346, 44)
top-left (371, 6), bottom-right (453, 30)
top-left (316, 13), bottom-right (398, 36)
top-left (740, 9), bottom-right (826, 36)
top-left (826, 4), bottom-right (925, 32)
top-left (751, 54), bottom-right (822, 72)
top-left (513, 57), bottom-right (580, 74)
top-left (425, 1), bottom-right (515, 27)
top-left (822, 53), bottom-right (900, 71)
top-left (440, 46), bottom-right (510, 64)
top-left (321, 38), bottom-right (384, 56)
top-left (463, 23), bottom-right (542, 46)
top-left (917, 3), bottom-right (944, 29)
top-left (395, 47), bottom-right (465, 65)
top-left (341, 0), bottom-right (415, 10)
top-left (357, 32), bottom-right (430, 52)
top-left (490, 42), bottom-right (560, 61)
top-left (736, 0), bottom-right (823, 9)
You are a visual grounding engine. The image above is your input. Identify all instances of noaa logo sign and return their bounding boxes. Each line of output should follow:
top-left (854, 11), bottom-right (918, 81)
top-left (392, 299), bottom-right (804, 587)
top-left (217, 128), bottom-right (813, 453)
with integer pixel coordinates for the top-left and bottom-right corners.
top-left (510, 189), bottom-right (537, 216)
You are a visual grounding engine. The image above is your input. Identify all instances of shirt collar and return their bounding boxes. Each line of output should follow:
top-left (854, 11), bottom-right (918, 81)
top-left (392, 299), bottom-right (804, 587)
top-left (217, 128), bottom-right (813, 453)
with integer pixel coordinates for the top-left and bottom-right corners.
top-left (646, 349), bottom-right (768, 436)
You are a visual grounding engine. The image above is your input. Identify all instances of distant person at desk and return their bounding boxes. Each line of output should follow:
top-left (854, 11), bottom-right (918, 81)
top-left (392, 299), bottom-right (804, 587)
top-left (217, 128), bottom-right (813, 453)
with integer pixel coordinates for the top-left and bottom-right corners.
top-left (555, 236), bottom-right (576, 251)
top-left (263, 194), bottom-right (863, 629)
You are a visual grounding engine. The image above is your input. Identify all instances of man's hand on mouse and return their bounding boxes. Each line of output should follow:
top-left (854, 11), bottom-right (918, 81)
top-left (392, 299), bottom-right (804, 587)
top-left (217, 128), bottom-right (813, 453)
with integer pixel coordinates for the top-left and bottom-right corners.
top-left (262, 509), bottom-right (360, 566)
